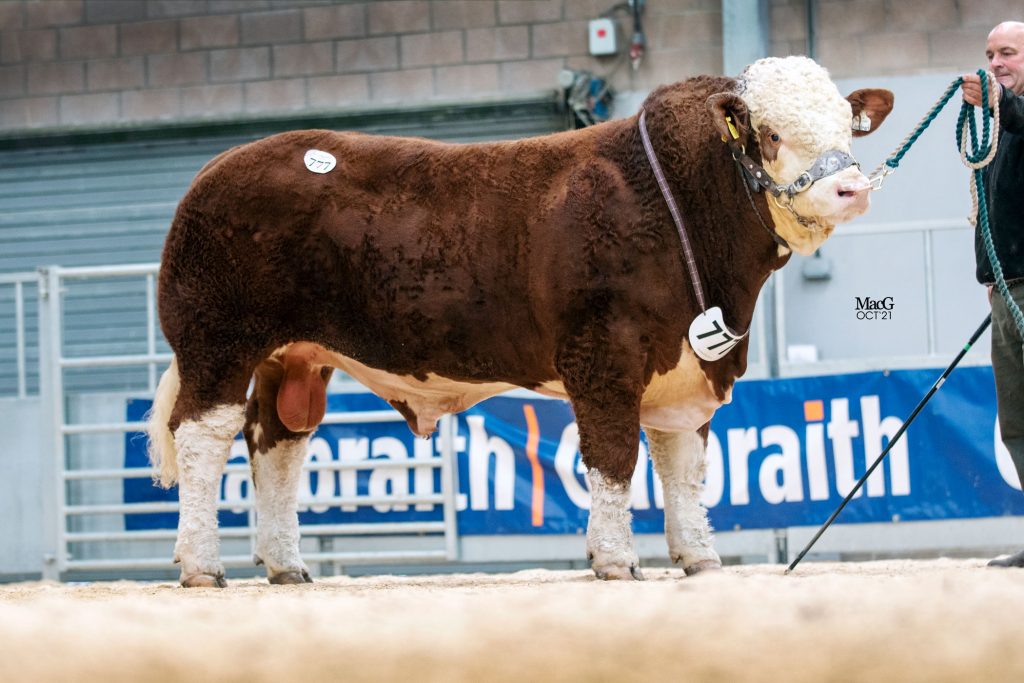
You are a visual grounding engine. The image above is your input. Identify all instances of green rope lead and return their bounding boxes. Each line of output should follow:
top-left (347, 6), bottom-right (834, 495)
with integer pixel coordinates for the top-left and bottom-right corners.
top-left (875, 69), bottom-right (1024, 338)
top-left (883, 78), bottom-right (964, 171)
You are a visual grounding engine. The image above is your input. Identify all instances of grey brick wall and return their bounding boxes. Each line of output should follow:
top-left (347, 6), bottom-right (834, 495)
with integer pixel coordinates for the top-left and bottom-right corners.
top-left (770, 0), bottom-right (1016, 79)
top-left (0, 0), bottom-right (1017, 134)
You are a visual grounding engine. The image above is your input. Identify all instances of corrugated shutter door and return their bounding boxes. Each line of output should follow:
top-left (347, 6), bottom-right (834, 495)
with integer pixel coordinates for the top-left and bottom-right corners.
top-left (0, 98), bottom-right (567, 394)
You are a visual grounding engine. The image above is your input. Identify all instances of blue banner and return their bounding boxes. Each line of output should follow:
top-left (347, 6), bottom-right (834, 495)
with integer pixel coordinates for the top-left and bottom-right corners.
top-left (124, 366), bottom-right (1024, 535)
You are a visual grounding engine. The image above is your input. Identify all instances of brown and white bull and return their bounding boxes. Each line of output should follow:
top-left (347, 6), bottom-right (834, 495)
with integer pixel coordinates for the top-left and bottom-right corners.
top-left (147, 57), bottom-right (893, 587)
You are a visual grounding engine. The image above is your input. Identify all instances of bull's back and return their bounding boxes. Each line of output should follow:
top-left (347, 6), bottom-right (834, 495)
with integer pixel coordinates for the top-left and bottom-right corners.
top-left (159, 126), bottom-right (613, 383)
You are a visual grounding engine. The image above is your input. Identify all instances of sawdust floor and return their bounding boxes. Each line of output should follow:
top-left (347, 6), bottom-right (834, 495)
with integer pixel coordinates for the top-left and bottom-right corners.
top-left (1, 558), bottom-right (1023, 683)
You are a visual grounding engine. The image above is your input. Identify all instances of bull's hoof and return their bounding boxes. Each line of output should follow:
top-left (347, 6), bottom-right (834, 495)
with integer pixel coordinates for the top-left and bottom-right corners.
top-left (180, 573), bottom-right (227, 588)
top-left (684, 559), bottom-right (723, 576)
top-left (269, 569), bottom-right (313, 585)
top-left (594, 564), bottom-right (645, 581)
top-left (988, 549), bottom-right (1024, 568)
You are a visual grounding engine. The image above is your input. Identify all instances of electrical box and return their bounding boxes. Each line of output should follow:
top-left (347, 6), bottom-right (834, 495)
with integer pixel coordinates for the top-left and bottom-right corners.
top-left (588, 18), bottom-right (617, 56)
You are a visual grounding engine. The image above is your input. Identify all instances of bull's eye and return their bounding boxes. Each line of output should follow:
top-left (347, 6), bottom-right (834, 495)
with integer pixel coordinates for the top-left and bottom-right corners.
top-left (770, 133), bottom-right (781, 143)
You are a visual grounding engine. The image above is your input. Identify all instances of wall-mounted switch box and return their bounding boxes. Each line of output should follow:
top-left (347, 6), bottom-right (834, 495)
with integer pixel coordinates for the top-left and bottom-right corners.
top-left (588, 18), bottom-right (617, 56)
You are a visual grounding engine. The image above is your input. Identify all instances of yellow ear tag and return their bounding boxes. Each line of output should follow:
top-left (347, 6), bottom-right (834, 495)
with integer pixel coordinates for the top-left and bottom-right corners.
top-left (725, 116), bottom-right (740, 140)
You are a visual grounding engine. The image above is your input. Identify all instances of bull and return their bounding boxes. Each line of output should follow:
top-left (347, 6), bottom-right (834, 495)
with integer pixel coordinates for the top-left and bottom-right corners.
top-left (147, 56), bottom-right (893, 586)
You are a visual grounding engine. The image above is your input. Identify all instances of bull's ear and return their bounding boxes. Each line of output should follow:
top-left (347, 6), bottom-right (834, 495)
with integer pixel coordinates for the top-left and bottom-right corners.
top-left (706, 92), bottom-right (751, 145)
top-left (847, 88), bottom-right (894, 137)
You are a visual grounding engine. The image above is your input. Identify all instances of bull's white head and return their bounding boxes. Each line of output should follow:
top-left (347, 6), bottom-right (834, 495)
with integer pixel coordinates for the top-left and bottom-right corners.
top-left (707, 56), bottom-right (893, 255)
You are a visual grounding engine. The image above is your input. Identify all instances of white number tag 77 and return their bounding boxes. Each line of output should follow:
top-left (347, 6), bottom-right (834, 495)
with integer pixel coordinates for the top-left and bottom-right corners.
top-left (688, 306), bottom-right (746, 362)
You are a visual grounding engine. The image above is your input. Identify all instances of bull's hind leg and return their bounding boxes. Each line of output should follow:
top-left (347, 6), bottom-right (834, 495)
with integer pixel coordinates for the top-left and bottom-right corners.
top-left (171, 387), bottom-right (248, 587)
top-left (646, 425), bottom-right (722, 575)
top-left (243, 350), bottom-right (332, 584)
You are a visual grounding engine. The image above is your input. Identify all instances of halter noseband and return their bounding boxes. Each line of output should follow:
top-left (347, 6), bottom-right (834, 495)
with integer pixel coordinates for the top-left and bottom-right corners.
top-left (722, 119), bottom-right (859, 231)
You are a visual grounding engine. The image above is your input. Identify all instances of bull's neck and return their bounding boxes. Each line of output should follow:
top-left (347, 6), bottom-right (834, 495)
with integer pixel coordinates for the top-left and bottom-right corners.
top-left (641, 118), bottom-right (790, 334)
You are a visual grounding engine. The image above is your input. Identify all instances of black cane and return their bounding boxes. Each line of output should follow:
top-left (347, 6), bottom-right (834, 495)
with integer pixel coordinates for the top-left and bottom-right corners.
top-left (785, 313), bottom-right (993, 574)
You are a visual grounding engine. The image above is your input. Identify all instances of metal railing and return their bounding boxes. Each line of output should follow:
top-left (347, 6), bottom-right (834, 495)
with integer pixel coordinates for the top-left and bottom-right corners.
top-left (0, 271), bottom-right (36, 398)
top-left (36, 264), bottom-right (459, 580)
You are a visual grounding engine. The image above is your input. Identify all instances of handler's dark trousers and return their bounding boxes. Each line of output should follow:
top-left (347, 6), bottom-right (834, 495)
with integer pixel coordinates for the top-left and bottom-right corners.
top-left (992, 280), bottom-right (1024, 488)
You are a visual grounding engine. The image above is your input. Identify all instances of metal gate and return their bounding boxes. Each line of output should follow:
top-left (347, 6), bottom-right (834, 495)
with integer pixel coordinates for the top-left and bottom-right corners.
top-left (37, 264), bottom-right (459, 581)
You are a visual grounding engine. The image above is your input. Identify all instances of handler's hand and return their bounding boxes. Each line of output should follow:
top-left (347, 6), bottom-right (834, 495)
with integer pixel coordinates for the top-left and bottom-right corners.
top-left (961, 73), bottom-right (1000, 108)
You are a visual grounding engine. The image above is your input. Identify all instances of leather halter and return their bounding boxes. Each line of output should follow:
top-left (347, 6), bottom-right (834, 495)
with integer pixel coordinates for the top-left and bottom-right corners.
top-left (727, 137), bottom-right (859, 200)
top-left (723, 122), bottom-right (860, 236)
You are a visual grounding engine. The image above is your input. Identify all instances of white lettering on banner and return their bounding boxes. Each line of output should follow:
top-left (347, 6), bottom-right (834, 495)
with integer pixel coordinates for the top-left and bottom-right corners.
top-left (861, 396), bottom-right (910, 496)
top-left (223, 439), bottom-right (250, 513)
top-left (466, 415), bottom-right (515, 511)
top-left (338, 437), bottom-right (368, 512)
top-left (805, 422), bottom-right (830, 501)
top-left (727, 427), bottom-right (758, 505)
top-left (828, 398), bottom-right (861, 498)
top-left (300, 437), bottom-right (336, 513)
top-left (369, 436), bottom-right (409, 512)
top-left (211, 391), bottom-right (913, 517)
top-left (994, 420), bottom-right (1023, 491)
top-left (554, 423), bottom-right (591, 508)
top-left (759, 425), bottom-right (803, 504)
top-left (682, 394), bottom-right (911, 511)
top-left (630, 441), bottom-right (651, 510)
top-left (701, 432), bottom-right (725, 507)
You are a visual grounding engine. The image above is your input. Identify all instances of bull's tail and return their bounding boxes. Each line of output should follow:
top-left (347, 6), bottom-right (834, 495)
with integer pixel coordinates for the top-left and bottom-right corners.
top-left (146, 356), bottom-right (181, 488)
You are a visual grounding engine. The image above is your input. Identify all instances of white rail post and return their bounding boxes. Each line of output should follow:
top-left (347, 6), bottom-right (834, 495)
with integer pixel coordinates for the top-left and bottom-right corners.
top-left (439, 414), bottom-right (460, 561)
top-left (773, 270), bottom-right (787, 377)
top-left (37, 267), bottom-right (66, 581)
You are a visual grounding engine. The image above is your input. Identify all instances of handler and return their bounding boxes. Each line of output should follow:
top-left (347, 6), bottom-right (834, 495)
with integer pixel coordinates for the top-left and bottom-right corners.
top-left (960, 20), bottom-right (1024, 568)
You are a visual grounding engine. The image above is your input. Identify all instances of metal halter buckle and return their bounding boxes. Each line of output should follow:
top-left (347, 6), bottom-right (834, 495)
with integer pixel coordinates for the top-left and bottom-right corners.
top-left (789, 172), bottom-right (813, 194)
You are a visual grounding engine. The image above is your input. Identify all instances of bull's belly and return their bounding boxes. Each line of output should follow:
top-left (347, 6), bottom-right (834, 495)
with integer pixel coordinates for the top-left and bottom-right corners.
top-left (282, 342), bottom-right (724, 437)
top-left (540, 345), bottom-right (726, 433)
top-left (315, 347), bottom-right (516, 436)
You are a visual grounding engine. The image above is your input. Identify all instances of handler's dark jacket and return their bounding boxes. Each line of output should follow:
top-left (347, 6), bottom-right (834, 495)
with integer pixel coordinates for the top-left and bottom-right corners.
top-left (977, 86), bottom-right (1024, 285)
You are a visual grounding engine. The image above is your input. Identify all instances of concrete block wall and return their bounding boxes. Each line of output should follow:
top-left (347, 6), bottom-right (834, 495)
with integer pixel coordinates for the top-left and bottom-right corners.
top-left (0, 1), bottom-right (1016, 135)
top-left (770, 0), bottom-right (1014, 79)
top-left (0, 0), bottom-right (723, 134)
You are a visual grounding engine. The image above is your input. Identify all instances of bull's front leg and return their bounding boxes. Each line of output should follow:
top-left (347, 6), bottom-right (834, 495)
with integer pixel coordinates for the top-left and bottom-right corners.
top-left (585, 464), bottom-right (643, 581)
top-left (645, 425), bottom-right (722, 575)
top-left (560, 351), bottom-right (647, 580)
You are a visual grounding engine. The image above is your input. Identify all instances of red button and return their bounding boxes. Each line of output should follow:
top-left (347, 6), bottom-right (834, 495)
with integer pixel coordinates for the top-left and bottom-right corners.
top-left (597, 28), bottom-right (607, 38)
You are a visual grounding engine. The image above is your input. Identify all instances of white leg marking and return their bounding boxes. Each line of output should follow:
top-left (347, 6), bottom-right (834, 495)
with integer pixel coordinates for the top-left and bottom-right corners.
top-left (173, 404), bottom-right (245, 585)
top-left (252, 436), bottom-right (311, 581)
top-left (586, 469), bottom-right (643, 580)
top-left (647, 428), bottom-right (722, 573)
